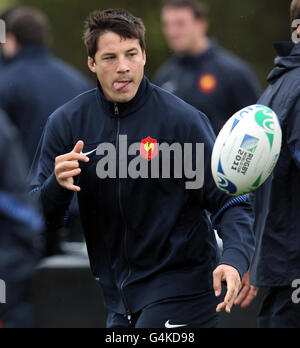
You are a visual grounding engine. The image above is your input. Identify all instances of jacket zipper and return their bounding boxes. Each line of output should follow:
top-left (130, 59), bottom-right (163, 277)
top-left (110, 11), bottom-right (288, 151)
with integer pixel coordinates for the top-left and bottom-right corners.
top-left (114, 103), bottom-right (132, 323)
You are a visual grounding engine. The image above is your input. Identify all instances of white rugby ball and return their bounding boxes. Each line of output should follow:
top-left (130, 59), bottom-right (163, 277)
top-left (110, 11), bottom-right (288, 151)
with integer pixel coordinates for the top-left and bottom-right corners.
top-left (211, 105), bottom-right (282, 196)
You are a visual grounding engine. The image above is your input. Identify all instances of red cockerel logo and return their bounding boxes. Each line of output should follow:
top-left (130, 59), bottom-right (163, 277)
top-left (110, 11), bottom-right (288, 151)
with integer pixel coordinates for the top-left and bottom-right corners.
top-left (140, 137), bottom-right (158, 161)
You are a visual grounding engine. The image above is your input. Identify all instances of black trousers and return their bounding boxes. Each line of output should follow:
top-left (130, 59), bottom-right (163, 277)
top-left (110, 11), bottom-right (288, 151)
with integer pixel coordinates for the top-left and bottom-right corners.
top-left (107, 291), bottom-right (219, 329)
top-left (258, 286), bottom-right (300, 328)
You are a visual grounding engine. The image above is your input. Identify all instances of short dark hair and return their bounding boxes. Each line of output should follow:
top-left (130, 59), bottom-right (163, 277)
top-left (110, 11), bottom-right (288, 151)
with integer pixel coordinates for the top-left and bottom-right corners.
top-left (83, 9), bottom-right (146, 59)
top-left (0, 6), bottom-right (49, 46)
top-left (291, 0), bottom-right (300, 23)
top-left (162, 0), bottom-right (208, 20)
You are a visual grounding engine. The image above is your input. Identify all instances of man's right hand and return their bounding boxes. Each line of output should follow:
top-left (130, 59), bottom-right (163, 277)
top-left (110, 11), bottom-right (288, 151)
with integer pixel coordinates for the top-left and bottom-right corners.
top-left (55, 141), bottom-right (89, 192)
top-left (234, 271), bottom-right (259, 309)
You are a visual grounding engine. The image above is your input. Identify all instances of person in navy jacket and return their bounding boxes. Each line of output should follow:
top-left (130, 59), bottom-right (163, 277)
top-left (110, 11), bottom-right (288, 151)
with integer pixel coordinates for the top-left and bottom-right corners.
top-left (0, 6), bottom-right (92, 251)
top-left (154, 0), bottom-right (261, 135)
top-left (246, 0), bottom-right (300, 329)
top-left (29, 9), bottom-right (255, 328)
top-left (0, 6), bottom-right (92, 165)
top-left (0, 109), bottom-right (43, 328)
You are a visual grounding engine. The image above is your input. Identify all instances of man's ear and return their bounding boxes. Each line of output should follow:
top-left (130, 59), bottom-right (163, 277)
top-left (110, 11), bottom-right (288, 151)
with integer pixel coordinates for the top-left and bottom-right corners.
top-left (197, 18), bottom-right (209, 36)
top-left (297, 25), bottom-right (300, 38)
top-left (143, 50), bottom-right (147, 66)
top-left (1, 33), bottom-right (20, 58)
top-left (87, 56), bottom-right (96, 73)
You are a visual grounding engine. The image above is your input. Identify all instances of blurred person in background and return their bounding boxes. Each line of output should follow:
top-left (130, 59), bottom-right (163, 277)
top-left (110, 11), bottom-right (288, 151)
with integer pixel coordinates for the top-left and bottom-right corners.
top-left (0, 47), bottom-right (5, 68)
top-left (0, 6), bottom-right (92, 164)
top-left (241, 0), bottom-right (300, 328)
top-left (0, 109), bottom-right (43, 328)
top-left (154, 0), bottom-right (261, 135)
top-left (0, 6), bottom-right (92, 253)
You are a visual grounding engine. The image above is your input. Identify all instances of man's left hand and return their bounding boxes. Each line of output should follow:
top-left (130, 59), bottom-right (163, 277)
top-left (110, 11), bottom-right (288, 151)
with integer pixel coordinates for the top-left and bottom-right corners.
top-left (234, 271), bottom-right (259, 309)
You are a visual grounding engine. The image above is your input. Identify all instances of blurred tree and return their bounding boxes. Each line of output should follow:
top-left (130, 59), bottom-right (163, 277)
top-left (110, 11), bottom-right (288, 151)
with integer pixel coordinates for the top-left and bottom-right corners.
top-left (0, 0), bottom-right (16, 11)
top-left (206, 0), bottom-right (291, 87)
top-left (9, 0), bottom-right (292, 87)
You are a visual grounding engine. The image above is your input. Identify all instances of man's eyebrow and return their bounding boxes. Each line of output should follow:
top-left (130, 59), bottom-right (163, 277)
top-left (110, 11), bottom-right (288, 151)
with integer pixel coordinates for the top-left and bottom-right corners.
top-left (101, 52), bottom-right (116, 57)
top-left (101, 48), bottom-right (139, 57)
top-left (126, 48), bottom-right (138, 53)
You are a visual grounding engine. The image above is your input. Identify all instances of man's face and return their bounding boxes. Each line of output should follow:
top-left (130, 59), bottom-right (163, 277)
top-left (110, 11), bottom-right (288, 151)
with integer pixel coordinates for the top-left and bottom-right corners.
top-left (162, 7), bottom-right (207, 54)
top-left (88, 32), bottom-right (146, 103)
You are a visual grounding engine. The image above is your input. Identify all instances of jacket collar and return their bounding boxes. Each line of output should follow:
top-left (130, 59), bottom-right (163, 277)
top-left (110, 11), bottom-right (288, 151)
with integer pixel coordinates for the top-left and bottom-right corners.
top-left (96, 76), bottom-right (153, 118)
top-left (174, 39), bottom-right (218, 67)
top-left (267, 42), bottom-right (300, 82)
top-left (5, 45), bottom-right (50, 64)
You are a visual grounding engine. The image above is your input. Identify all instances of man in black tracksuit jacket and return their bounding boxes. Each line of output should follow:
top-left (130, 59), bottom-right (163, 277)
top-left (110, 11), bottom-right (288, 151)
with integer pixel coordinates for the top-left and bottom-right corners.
top-left (0, 6), bottom-right (92, 252)
top-left (0, 6), bottom-right (91, 165)
top-left (0, 110), bottom-right (43, 328)
top-left (29, 9), bottom-right (255, 328)
top-left (154, 41), bottom-right (261, 136)
top-left (154, 0), bottom-right (261, 136)
top-left (249, 38), bottom-right (300, 328)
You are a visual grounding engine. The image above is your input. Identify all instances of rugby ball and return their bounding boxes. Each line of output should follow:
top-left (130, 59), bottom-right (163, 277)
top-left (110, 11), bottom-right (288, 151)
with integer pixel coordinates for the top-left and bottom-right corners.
top-left (211, 105), bottom-right (282, 196)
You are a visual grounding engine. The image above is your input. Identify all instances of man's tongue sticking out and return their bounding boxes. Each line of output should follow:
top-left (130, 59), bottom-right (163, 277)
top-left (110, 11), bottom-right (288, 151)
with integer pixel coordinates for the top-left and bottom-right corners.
top-left (114, 81), bottom-right (131, 91)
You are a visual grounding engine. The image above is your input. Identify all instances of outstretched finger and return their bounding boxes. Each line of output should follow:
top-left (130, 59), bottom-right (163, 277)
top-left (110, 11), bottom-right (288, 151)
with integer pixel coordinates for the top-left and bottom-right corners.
top-left (57, 168), bottom-right (81, 181)
top-left (216, 301), bottom-right (227, 313)
top-left (234, 284), bottom-right (251, 306)
top-left (57, 152), bottom-right (90, 163)
top-left (64, 182), bottom-right (81, 192)
top-left (223, 277), bottom-right (240, 313)
top-left (240, 287), bottom-right (259, 309)
top-left (73, 141), bottom-right (84, 154)
top-left (213, 270), bottom-right (223, 298)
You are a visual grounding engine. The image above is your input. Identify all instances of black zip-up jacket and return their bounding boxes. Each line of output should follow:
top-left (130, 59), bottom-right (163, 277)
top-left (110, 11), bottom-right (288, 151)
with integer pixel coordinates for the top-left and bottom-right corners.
top-left (0, 45), bottom-right (91, 164)
top-left (29, 77), bottom-right (255, 315)
top-left (251, 43), bottom-right (300, 287)
top-left (0, 46), bottom-right (92, 253)
top-left (154, 40), bottom-right (261, 135)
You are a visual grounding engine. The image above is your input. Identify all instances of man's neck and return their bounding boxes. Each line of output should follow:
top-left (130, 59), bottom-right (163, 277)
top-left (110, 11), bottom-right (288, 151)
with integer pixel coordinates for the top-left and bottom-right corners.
top-left (184, 37), bottom-right (210, 56)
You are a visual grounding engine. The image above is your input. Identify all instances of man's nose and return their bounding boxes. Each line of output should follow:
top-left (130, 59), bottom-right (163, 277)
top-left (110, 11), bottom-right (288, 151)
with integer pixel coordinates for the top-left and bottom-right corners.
top-left (117, 57), bottom-right (130, 73)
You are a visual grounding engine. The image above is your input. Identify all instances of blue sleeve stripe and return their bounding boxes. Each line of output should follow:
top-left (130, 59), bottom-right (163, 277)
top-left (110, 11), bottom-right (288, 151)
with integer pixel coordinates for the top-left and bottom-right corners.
top-left (212, 194), bottom-right (250, 230)
top-left (0, 190), bottom-right (44, 232)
